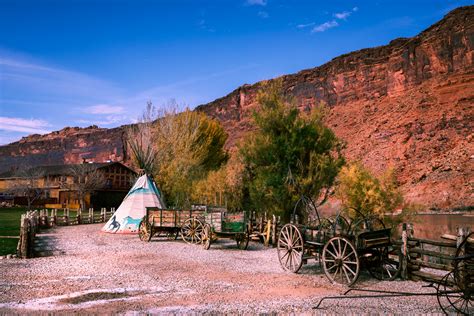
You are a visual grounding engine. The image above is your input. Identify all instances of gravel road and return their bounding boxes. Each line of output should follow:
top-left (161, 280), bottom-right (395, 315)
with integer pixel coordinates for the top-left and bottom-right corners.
top-left (0, 224), bottom-right (444, 314)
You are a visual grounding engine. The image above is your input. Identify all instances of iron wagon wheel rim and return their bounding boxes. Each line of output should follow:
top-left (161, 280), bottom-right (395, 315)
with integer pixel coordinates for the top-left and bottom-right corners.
top-left (202, 224), bottom-right (211, 250)
top-left (277, 223), bottom-right (304, 273)
top-left (180, 218), bottom-right (204, 244)
top-left (349, 215), bottom-right (385, 235)
top-left (322, 236), bottom-right (360, 286)
top-left (436, 270), bottom-right (472, 315)
top-left (236, 228), bottom-right (250, 250)
top-left (454, 231), bottom-right (474, 293)
top-left (138, 218), bottom-right (152, 242)
top-left (367, 246), bottom-right (401, 281)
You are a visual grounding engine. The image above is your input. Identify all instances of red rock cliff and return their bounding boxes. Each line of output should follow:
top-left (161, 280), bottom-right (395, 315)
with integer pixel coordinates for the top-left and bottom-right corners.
top-left (195, 6), bottom-right (474, 210)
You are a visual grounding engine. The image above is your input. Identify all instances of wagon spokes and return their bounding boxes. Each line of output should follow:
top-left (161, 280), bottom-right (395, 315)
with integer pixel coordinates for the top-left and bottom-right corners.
top-left (277, 224), bottom-right (304, 273)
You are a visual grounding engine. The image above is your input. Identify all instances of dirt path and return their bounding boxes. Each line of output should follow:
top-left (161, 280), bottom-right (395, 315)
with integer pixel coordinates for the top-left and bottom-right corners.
top-left (0, 224), bottom-right (443, 314)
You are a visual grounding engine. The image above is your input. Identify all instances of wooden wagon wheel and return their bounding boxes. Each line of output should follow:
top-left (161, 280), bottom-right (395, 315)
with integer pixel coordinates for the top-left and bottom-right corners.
top-left (138, 218), bottom-right (152, 242)
top-left (180, 218), bottom-right (204, 244)
top-left (236, 228), bottom-right (250, 250)
top-left (202, 224), bottom-right (212, 250)
top-left (277, 223), bottom-right (304, 273)
top-left (322, 236), bottom-right (360, 286)
top-left (436, 270), bottom-right (472, 315)
top-left (367, 246), bottom-right (401, 281)
top-left (454, 232), bottom-right (474, 293)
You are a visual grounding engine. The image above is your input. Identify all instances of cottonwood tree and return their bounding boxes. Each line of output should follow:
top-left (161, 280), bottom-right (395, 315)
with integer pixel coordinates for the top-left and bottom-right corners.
top-left (152, 106), bottom-right (228, 208)
top-left (239, 80), bottom-right (345, 221)
top-left (8, 167), bottom-right (45, 210)
top-left (335, 162), bottom-right (404, 220)
top-left (128, 101), bottom-right (228, 208)
top-left (66, 164), bottom-right (106, 211)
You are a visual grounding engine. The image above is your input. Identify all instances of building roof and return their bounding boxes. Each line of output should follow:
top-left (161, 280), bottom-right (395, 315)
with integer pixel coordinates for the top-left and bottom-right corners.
top-left (0, 162), bottom-right (136, 179)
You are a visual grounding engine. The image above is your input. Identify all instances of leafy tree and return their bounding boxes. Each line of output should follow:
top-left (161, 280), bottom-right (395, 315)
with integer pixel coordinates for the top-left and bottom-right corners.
top-left (191, 155), bottom-right (244, 210)
top-left (239, 80), bottom-right (345, 221)
top-left (152, 107), bottom-right (228, 208)
top-left (335, 162), bottom-right (404, 220)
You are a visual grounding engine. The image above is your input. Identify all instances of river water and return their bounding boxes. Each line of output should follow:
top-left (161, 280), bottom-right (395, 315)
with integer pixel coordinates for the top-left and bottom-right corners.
top-left (406, 213), bottom-right (473, 240)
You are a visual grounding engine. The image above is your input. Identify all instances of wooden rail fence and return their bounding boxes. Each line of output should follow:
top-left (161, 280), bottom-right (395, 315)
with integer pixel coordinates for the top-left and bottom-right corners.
top-left (16, 207), bottom-right (115, 258)
top-left (398, 223), bottom-right (471, 283)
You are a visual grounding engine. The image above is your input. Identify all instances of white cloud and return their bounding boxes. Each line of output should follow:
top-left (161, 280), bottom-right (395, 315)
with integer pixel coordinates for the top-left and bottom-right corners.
top-left (334, 11), bottom-right (352, 20)
top-left (75, 114), bottom-right (129, 126)
top-left (258, 11), bottom-right (269, 18)
top-left (83, 104), bottom-right (125, 115)
top-left (246, 0), bottom-right (266, 6)
top-left (0, 117), bottom-right (51, 134)
top-left (312, 20), bottom-right (339, 33)
top-left (297, 22), bottom-right (315, 29)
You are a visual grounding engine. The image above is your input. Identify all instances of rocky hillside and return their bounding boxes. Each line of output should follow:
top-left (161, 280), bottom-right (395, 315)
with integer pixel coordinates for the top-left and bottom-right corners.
top-left (196, 6), bottom-right (474, 210)
top-left (1, 6), bottom-right (473, 210)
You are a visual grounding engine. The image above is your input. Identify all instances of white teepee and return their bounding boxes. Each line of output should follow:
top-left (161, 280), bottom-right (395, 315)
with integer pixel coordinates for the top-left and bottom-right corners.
top-left (102, 174), bottom-right (165, 234)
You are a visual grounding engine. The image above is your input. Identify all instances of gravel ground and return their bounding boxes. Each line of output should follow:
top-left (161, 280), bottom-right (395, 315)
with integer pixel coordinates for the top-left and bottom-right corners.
top-left (0, 224), bottom-right (445, 314)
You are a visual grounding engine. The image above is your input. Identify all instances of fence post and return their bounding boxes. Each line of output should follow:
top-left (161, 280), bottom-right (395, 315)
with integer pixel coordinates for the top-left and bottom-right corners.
top-left (77, 208), bottom-right (82, 225)
top-left (272, 215), bottom-right (277, 247)
top-left (65, 208), bottom-right (69, 225)
top-left (401, 223), bottom-right (408, 280)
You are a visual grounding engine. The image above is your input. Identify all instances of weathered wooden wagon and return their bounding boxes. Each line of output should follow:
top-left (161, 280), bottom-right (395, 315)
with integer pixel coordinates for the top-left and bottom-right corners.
top-left (277, 197), bottom-right (400, 286)
top-left (138, 207), bottom-right (206, 244)
top-left (436, 231), bottom-right (473, 315)
top-left (201, 208), bottom-right (250, 250)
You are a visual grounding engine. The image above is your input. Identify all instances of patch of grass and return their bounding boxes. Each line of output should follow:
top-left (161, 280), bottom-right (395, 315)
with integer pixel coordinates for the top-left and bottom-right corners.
top-left (0, 207), bottom-right (26, 236)
top-left (0, 238), bottom-right (18, 256)
top-left (0, 207), bottom-right (26, 255)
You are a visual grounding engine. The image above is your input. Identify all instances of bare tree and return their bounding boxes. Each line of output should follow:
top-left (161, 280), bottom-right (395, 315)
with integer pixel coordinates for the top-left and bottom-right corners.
top-left (126, 101), bottom-right (158, 175)
top-left (65, 164), bottom-right (106, 211)
top-left (7, 167), bottom-right (45, 210)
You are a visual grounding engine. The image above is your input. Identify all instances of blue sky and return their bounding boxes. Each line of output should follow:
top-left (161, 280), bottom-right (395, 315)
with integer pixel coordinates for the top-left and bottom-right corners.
top-left (0, 0), bottom-right (472, 145)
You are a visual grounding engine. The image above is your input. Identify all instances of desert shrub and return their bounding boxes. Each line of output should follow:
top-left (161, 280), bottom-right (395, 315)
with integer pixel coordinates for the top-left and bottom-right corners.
top-left (239, 80), bottom-right (344, 221)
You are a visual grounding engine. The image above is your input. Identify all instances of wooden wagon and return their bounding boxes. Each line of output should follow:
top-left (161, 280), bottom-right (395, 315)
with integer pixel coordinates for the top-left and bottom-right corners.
top-left (277, 198), bottom-right (400, 286)
top-left (201, 208), bottom-right (250, 250)
top-left (138, 207), bottom-right (206, 244)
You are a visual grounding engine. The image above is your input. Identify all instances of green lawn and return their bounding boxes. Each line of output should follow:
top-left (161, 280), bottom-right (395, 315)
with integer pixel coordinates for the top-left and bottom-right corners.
top-left (0, 207), bottom-right (26, 255)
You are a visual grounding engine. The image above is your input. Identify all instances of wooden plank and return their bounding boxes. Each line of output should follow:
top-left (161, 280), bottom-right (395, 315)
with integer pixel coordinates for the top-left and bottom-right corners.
top-left (409, 237), bottom-right (457, 248)
top-left (409, 248), bottom-right (455, 260)
top-left (409, 259), bottom-right (452, 271)
top-left (410, 270), bottom-right (446, 284)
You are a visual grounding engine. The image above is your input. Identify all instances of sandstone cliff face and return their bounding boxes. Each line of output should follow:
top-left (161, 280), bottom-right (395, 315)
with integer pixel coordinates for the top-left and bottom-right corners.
top-left (195, 6), bottom-right (474, 210)
top-left (0, 126), bottom-right (127, 173)
top-left (1, 7), bottom-right (473, 210)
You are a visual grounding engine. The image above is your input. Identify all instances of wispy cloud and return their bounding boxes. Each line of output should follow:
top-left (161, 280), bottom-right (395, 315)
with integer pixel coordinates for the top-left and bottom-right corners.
top-left (307, 7), bottom-right (359, 33)
top-left (297, 22), bottom-right (316, 29)
top-left (0, 117), bottom-right (51, 134)
top-left (75, 114), bottom-right (128, 126)
top-left (334, 11), bottom-right (351, 20)
top-left (246, 0), bottom-right (267, 6)
top-left (83, 104), bottom-right (125, 115)
top-left (334, 7), bottom-right (358, 20)
top-left (258, 11), bottom-right (269, 18)
top-left (312, 20), bottom-right (339, 33)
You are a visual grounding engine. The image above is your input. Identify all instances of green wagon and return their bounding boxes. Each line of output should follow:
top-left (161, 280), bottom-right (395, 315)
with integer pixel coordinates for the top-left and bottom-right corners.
top-left (201, 207), bottom-right (250, 250)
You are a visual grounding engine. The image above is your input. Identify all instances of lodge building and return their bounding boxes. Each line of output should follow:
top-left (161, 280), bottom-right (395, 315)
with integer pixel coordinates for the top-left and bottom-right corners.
top-left (0, 162), bottom-right (136, 209)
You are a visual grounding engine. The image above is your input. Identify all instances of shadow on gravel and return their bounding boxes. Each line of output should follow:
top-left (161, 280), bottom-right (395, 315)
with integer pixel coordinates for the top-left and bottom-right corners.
top-left (34, 230), bottom-right (62, 257)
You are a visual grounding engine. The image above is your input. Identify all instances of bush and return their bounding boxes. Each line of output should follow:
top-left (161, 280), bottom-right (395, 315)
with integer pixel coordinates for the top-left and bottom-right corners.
top-left (239, 80), bottom-right (344, 220)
